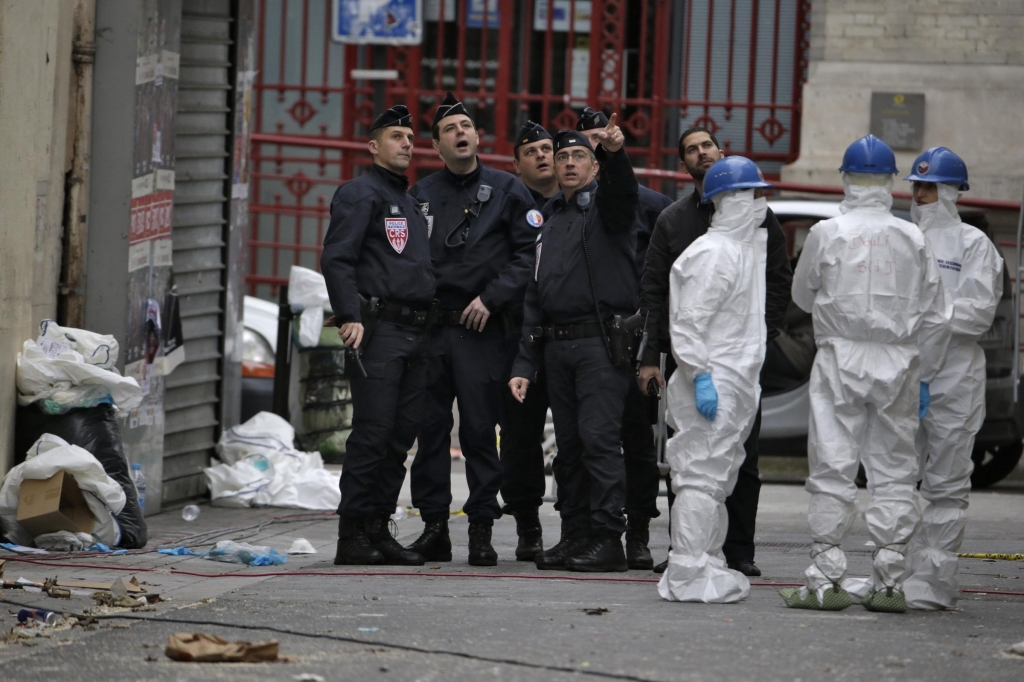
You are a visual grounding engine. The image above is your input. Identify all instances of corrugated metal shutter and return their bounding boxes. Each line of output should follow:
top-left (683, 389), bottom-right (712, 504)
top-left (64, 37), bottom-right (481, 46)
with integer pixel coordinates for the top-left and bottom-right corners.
top-left (164, 0), bottom-right (234, 502)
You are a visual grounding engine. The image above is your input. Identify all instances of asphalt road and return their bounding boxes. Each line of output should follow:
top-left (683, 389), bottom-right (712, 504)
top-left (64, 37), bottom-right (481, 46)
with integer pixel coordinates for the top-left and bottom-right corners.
top-left (1, 474), bottom-right (1022, 681)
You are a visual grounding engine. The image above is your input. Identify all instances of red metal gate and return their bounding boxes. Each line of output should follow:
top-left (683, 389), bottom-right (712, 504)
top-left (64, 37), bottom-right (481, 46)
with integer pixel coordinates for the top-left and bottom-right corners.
top-left (249, 0), bottom-right (811, 297)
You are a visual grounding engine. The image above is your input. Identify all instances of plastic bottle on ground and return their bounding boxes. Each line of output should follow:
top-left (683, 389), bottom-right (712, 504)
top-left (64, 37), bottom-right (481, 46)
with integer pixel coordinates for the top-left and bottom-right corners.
top-left (131, 463), bottom-right (146, 513)
top-left (182, 504), bottom-right (200, 522)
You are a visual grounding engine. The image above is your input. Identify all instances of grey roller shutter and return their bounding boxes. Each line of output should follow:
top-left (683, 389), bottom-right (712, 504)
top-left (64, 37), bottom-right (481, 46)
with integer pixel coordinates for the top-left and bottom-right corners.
top-left (164, 0), bottom-right (234, 502)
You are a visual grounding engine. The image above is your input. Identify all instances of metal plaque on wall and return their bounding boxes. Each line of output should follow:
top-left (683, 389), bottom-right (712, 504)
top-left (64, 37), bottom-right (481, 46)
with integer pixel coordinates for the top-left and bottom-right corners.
top-left (870, 92), bottom-right (925, 151)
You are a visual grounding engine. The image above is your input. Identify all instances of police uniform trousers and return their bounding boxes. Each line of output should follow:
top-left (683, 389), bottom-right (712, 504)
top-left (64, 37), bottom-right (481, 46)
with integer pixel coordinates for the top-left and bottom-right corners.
top-left (663, 356), bottom-right (762, 564)
top-left (411, 325), bottom-right (506, 524)
top-left (339, 322), bottom-right (429, 520)
top-left (621, 381), bottom-right (662, 519)
top-left (545, 337), bottom-right (631, 537)
top-left (498, 336), bottom-right (550, 515)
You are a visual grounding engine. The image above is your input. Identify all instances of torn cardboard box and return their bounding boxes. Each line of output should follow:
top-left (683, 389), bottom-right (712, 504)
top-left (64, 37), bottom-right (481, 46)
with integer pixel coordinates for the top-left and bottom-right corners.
top-left (16, 471), bottom-right (96, 538)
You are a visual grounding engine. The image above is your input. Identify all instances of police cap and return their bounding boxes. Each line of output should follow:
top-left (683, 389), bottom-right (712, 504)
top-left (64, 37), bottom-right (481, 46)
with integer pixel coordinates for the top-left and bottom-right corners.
top-left (576, 107), bottom-right (609, 131)
top-left (553, 130), bottom-right (595, 154)
top-left (514, 120), bottom-right (553, 151)
top-left (432, 91), bottom-right (471, 128)
top-left (369, 104), bottom-right (413, 134)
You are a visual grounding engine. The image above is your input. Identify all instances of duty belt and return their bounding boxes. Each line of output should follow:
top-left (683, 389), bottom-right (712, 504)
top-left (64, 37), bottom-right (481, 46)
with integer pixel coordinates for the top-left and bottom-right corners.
top-left (378, 300), bottom-right (430, 326)
top-left (529, 322), bottom-right (604, 342)
top-left (437, 309), bottom-right (468, 326)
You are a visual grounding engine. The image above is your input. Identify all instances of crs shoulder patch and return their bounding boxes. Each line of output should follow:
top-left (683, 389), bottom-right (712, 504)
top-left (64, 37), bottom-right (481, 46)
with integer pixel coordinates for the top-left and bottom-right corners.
top-left (526, 209), bottom-right (544, 228)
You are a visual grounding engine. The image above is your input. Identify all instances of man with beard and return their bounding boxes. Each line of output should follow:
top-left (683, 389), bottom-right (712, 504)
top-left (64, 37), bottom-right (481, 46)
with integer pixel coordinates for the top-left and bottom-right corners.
top-left (638, 127), bottom-right (793, 577)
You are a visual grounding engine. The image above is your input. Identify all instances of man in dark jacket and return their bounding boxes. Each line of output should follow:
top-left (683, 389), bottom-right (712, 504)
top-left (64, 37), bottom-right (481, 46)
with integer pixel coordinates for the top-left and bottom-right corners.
top-left (405, 93), bottom-right (537, 566)
top-left (638, 126), bottom-right (793, 577)
top-left (497, 121), bottom-right (560, 561)
top-left (577, 108), bottom-right (673, 570)
top-left (321, 104), bottom-right (434, 567)
top-left (510, 116), bottom-right (639, 573)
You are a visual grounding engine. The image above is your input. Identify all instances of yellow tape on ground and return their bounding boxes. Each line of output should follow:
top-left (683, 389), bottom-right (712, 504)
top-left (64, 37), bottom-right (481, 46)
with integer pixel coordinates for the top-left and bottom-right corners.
top-left (957, 553), bottom-right (1024, 561)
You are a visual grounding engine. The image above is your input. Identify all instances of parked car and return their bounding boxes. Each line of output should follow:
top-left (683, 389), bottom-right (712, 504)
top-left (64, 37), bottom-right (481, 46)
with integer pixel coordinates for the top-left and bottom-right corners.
top-left (759, 200), bottom-right (1023, 488)
top-left (241, 295), bottom-right (278, 422)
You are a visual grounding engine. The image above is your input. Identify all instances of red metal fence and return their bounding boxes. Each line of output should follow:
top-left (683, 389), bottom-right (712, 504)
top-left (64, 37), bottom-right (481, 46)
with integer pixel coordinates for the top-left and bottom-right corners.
top-left (249, 0), bottom-right (812, 297)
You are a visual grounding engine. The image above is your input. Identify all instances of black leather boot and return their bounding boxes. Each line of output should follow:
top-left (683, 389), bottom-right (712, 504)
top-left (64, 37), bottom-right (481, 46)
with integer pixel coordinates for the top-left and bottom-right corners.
top-left (564, 534), bottom-right (628, 573)
top-left (405, 519), bottom-right (452, 562)
top-left (468, 522), bottom-right (498, 566)
top-left (513, 510), bottom-right (543, 561)
top-left (334, 517), bottom-right (385, 566)
top-left (535, 519), bottom-right (590, 570)
top-left (367, 513), bottom-right (425, 566)
top-left (625, 515), bottom-right (654, 570)
top-left (653, 558), bottom-right (668, 574)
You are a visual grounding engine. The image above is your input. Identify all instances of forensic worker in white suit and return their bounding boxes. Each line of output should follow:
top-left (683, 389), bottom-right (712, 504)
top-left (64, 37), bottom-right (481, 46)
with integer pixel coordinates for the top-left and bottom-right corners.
top-left (901, 147), bottom-right (1003, 611)
top-left (659, 156), bottom-right (770, 604)
top-left (782, 135), bottom-right (951, 614)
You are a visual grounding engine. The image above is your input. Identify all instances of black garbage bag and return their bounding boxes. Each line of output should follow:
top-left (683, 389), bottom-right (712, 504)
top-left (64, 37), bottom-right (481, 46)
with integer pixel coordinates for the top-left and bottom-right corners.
top-left (14, 403), bottom-right (148, 548)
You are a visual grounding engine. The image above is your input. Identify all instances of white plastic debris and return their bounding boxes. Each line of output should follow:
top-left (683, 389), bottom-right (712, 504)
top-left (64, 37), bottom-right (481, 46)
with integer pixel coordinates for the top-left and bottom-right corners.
top-left (288, 538), bottom-right (317, 555)
top-left (288, 266), bottom-right (332, 348)
top-left (34, 531), bottom-right (94, 552)
top-left (205, 412), bottom-right (340, 510)
top-left (17, 321), bottom-right (142, 413)
top-left (391, 506), bottom-right (408, 522)
top-left (0, 434), bottom-right (126, 547)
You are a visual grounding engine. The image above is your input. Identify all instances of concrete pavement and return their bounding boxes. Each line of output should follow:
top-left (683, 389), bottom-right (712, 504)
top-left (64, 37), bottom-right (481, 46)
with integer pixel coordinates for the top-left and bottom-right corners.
top-left (1, 465), bottom-right (1022, 681)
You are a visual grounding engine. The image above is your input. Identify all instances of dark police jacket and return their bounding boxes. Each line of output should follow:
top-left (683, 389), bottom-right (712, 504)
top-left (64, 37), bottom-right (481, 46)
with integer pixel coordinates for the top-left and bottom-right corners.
top-left (320, 163), bottom-right (435, 324)
top-left (512, 147), bottom-right (639, 379)
top-left (635, 184), bottom-right (674, 279)
top-left (410, 162), bottom-right (536, 314)
top-left (638, 188), bottom-right (793, 366)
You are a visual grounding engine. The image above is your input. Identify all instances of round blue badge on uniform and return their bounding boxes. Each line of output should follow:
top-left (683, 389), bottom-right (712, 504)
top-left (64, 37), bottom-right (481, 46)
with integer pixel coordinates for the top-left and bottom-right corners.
top-left (527, 209), bottom-right (544, 228)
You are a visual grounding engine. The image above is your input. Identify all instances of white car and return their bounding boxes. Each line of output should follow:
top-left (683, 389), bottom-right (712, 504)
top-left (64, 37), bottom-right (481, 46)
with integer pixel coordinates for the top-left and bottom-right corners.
top-left (759, 200), bottom-right (1022, 488)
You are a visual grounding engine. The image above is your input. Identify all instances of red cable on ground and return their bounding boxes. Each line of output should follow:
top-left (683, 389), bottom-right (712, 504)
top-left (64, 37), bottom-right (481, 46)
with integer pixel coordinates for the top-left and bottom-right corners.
top-left (5, 556), bottom-right (1024, 596)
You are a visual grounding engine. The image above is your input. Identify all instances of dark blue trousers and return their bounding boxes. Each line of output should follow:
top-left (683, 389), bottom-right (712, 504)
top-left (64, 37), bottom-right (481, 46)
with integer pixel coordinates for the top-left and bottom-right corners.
top-left (411, 325), bottom-right (506, 524)
top-left (339, 322), bottom-right (428, 520)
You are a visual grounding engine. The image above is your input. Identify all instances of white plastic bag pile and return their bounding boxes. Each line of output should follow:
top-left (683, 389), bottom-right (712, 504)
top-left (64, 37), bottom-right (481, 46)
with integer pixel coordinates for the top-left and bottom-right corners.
top-left (205, 412), bottom-right (340, 510)
top-left (17, 320), bottom-right (142, 413)
top-left (288, 266), bottom-right (332, 348)
top-left (0, 434), bottom-right (126, 547)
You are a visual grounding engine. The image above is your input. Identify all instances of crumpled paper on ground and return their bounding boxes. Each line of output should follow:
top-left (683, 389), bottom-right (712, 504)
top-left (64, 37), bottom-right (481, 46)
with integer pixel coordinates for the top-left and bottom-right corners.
top-left (165, 632), bottom-right (279, 662)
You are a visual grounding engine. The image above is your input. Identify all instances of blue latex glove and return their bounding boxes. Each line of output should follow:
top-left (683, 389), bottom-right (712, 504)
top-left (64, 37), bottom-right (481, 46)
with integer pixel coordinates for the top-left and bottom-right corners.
top-left (919, 382), bottom-right (930, 420)
top-left (694, 373), bottom-right (718, 422)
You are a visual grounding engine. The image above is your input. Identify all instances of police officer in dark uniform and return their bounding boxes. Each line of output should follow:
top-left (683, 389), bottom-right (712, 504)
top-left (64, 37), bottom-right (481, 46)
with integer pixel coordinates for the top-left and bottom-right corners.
top-left (638, 126), bottom-right (794, 577)
top-left (321, 104), bottom-right (433, 566)
top-left (497, 121), bottom-right (560, 560)
top-left (576, 108), bottom-right (672, 570)
top-left (404, 93), bottom-right (537, 566)
top-left (510, 115), bottom-right (638, 573)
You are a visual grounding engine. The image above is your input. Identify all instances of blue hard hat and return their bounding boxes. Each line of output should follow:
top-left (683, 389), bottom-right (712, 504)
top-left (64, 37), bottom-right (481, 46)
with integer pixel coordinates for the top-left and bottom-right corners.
top-left (839, 134), bottom-right (898, 174)
top-left (700, 156), bottom-right (773, 204)
top-left (903, 146), bottom-right (969, 191)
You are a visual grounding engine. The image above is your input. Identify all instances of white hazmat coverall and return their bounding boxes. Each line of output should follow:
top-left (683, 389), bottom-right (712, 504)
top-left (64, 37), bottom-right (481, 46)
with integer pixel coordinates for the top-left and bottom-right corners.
top-left (658, 189), bottom-right (767, 604)
top-left (904, 183), bottom-right (1003, 610)
top-left (790, 175), bottom-right (951, 607)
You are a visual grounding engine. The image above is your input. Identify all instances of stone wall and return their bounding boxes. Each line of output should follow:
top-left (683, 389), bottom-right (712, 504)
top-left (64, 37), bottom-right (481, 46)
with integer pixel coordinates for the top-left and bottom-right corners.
top-left (784, 0), bottom-right (1024, 204)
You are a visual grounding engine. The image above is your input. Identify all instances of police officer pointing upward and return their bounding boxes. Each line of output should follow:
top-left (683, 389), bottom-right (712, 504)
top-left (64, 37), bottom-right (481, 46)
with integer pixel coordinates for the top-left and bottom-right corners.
top-left (405, 93), bottom-right (537, 566)
top-left (321, 104), bottom-right (434, 567)
top-left (510, 114), bottom-right (639, 573)
top-left (577, 108), bottom-right (672, 570)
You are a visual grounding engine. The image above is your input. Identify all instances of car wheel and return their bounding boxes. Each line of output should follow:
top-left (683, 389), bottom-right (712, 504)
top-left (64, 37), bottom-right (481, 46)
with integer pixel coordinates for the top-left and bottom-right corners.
top-left (970, 441), bottom-right (1023, 489)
